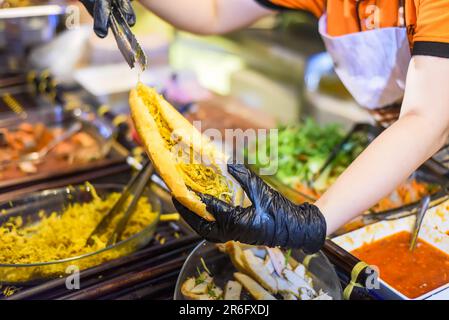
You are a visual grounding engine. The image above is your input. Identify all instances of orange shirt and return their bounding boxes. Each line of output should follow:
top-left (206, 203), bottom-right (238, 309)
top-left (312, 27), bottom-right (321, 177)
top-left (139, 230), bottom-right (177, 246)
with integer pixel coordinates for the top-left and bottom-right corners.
top-left (255, 0), bottom-right (449, 58)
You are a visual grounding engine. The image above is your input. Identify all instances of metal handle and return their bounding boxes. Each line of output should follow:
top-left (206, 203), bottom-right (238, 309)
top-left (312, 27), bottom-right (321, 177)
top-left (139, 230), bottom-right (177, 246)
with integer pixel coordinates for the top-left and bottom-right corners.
top-left (85, 160), bottom-right (154, 247)
top-left (44, 122), bottom-right (82, 153)
top-left (109, 5), bottom-right (147, 71)
top-left (409, 195), bottom-right (431, 252)
top-left (107, 162), bottom-right (154, 245)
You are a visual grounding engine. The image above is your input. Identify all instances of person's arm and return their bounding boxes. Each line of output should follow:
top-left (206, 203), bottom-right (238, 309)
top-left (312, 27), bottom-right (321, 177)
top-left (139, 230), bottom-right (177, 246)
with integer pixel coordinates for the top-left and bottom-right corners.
top-left (316, 55), bottom-right (449, 234)
top-left (138, 0), bottom-right (274, 35)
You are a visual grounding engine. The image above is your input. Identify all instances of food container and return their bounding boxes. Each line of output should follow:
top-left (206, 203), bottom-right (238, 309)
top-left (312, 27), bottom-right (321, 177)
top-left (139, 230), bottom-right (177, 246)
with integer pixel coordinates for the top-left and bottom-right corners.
top-left (174, 241), bottom-right (343, 300)
top-left (248, 123), bottom-right (379, 205)
top-left (332, 203), bottom-right (449, 300)
top-left (0, 106), bottom-right (118, 189)
top-left (0, 183), bottom-right (161, 284)
top-left (0, 2), bottom-right (67, 74)
top-left (249, 123), bottom-right (446, 234)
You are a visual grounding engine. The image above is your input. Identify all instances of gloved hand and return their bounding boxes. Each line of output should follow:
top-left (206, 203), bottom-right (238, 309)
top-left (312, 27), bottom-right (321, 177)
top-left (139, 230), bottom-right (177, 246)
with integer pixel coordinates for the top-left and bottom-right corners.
top-left (79, 0), bottom-right (136, 38)
top-left (173, 164), bottom-right (327, 254)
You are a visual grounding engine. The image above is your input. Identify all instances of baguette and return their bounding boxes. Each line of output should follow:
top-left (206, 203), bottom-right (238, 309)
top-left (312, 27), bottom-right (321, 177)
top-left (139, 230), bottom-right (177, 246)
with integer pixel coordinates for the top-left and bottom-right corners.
top-left (129, 83), bottom-right (243, 221)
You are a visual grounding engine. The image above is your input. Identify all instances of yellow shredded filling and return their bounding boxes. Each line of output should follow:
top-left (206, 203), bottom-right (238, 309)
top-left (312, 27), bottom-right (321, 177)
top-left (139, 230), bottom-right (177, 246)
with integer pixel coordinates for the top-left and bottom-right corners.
top-left (137, 83), bottom-right (231, 202)
top-left (0, 187), bottom-right (158, 283)
top-left (178, 163), bottom-right (231, 202)
top-left (138, 83), bottom-right (176, 149)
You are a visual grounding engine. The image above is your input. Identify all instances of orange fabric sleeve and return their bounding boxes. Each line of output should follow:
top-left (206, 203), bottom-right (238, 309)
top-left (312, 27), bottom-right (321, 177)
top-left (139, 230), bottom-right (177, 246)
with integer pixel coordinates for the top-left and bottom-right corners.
top-left (254, 0), bottom-right (325, 17)
top-left (411, 0), bottom-right (449, 57)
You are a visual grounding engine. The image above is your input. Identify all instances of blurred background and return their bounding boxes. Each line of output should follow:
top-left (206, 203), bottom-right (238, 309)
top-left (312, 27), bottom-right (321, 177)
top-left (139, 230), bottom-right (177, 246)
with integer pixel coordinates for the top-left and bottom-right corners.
top-left (0, 0), bottom-right (372, 127)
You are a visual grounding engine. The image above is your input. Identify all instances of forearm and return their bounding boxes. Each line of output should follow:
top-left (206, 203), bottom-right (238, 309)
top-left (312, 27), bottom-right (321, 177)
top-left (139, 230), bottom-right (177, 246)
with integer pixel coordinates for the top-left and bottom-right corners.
top-left (315, 56), bottom-right (449, 235)
top-left (138, 0), bottom-right (272, 35)
top-left (316, 113), bottom-right (448, 235)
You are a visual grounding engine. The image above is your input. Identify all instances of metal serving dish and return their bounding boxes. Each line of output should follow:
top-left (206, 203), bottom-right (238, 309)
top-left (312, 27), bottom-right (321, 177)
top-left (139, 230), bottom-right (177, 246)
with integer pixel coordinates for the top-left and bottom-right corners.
top-left (174, 241), bottom-right (343, 300)
top-left (249, 123), bottom-right (448, 234)
top-left (332, 203), bottom-right (449, 300)
top-left (0, 183), bottom-right (161, 284)
top-left (0, 1), bottom-right (67, 73)
top-left (248, 123), bottom-right (380, 204)
top-left (0, 106), bottom-right (118, 189)
top-left (259, 167), bottom-right (448, 235)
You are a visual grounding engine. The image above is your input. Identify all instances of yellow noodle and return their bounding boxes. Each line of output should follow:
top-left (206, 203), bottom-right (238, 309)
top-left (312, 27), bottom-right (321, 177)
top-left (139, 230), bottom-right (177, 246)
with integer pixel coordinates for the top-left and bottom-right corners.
top-left (0, 187), bottom-right (158, 282)
top-left (136, 84), bottom-right (231, 203)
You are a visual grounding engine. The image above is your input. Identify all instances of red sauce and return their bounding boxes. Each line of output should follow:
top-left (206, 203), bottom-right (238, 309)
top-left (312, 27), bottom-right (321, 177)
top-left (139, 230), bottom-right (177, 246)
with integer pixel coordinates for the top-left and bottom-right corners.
top-left (351, 231), bottom-right (449, 299)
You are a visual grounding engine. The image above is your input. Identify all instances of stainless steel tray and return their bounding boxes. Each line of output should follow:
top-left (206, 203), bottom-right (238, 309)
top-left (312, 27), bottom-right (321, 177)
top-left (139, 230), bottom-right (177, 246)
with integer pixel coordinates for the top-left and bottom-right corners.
top-left (248, 123), bottom-right (449, 235)
top-left (0, 2), bottom-right (67, 73)
top-left (0, 106), bottom-right (120, 190)
top-left (0, 3), bottom-right (66, 19)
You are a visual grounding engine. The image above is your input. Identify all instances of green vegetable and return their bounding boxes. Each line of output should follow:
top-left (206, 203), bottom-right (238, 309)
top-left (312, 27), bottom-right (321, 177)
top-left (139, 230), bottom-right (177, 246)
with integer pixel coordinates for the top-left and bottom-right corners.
top-left (200, 257), bottom-right (212, 276)
top-left (250, 118), bottom-right (367, 192)
top-left (207, 283), bottom-right (219, 299)
top-left (195, 271), bottom-right (206, 285)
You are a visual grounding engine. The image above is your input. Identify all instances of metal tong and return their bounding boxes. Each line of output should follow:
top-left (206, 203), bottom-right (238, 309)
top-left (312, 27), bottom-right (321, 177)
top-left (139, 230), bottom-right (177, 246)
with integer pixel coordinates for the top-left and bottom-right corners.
top-left (331, 177), bottom-right (449, 237)
top-left (86, 160), bottom-right (154, 247)
top-left (0, 122), bottom-right (82, 170)
top-left (109, 1), bottom-right (147, 71)
top-left (21, 122), bottom-right (82, 163)
top-left (409, 195), bottom-right (431, 252)
top-left (310, 123), bottom-right (380, 186)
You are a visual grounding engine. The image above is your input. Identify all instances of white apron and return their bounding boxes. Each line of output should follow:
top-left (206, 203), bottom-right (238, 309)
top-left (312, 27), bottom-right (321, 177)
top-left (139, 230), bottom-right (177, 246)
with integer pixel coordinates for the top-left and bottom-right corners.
top-left (318, 13), bottom-right (411, 110)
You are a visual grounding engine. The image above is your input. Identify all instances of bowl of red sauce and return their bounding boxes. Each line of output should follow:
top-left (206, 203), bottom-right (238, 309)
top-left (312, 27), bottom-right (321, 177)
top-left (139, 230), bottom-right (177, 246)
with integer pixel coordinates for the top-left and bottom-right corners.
top-left (332, 211), bottom-right (449, 300)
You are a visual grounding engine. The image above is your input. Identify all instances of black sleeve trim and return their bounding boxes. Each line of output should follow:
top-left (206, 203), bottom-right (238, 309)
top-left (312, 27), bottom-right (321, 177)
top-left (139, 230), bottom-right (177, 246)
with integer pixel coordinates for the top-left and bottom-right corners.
top-left (412, 41), bottom-right (449, 59)
top-left (253, 0), bottom-right (294, 11)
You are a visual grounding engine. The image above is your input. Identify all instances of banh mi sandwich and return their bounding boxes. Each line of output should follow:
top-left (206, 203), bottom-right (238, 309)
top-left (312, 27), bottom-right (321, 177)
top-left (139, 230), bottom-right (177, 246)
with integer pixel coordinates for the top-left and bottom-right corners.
top-left (129, 83), bottom-right (244, 221)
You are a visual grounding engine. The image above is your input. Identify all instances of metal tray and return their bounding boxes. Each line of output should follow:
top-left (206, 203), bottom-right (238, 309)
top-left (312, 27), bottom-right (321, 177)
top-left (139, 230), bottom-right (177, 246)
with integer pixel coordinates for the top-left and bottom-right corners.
top-left (332, 210), bottom-right (449, 300)
top-left (0, 106), bottom-right (122, 191)
top-left (0, 2), bottom-right (67, 74)
top-left (0, 178), bottom-right (200, 300)
top-left (0, 183), bottom-right (161, 284)
top-left (0, 2), bottom-right (66, 19)
top-left (249, 123), bottom-right (448, 234)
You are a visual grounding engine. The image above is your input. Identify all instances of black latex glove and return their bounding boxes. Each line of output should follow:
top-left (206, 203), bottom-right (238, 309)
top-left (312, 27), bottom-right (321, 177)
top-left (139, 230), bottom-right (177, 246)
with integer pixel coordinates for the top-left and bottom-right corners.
top-left (80, 0), bottom-right (136, 38)
top-left (173, 164), bottom-right (327, 254)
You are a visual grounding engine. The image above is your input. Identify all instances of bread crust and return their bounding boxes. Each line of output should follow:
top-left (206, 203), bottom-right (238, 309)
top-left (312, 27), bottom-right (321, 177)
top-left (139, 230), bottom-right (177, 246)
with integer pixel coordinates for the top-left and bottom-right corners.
top-left (130, 84), bottom-right (237, 221)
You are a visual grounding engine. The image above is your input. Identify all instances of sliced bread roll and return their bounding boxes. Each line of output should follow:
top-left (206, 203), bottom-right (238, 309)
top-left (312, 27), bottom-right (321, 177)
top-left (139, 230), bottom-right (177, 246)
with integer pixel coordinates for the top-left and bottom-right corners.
top-left (129, 83), bottom-right (243, 221)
